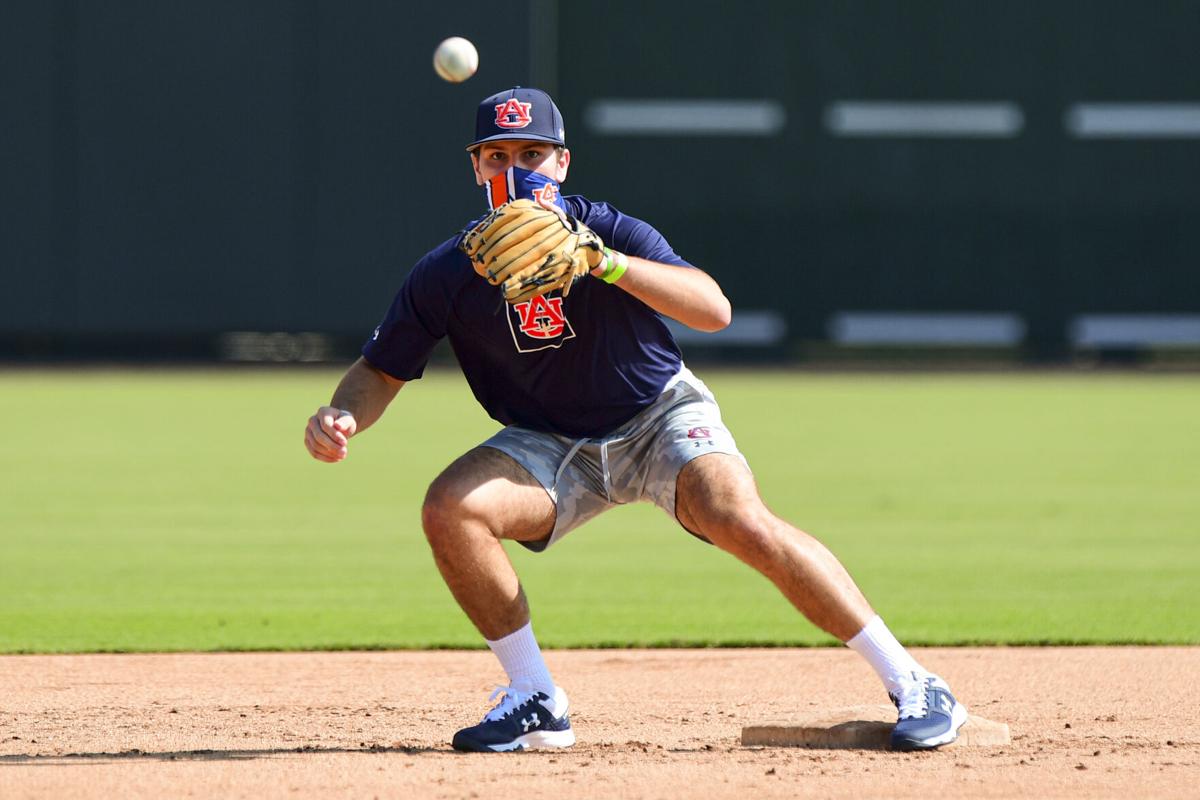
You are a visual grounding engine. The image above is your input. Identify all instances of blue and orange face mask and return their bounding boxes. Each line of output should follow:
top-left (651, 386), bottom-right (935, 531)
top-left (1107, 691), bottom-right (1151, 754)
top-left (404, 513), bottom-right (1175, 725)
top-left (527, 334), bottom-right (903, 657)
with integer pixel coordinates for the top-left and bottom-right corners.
top-left (483, 166), bottom-right (567, 212)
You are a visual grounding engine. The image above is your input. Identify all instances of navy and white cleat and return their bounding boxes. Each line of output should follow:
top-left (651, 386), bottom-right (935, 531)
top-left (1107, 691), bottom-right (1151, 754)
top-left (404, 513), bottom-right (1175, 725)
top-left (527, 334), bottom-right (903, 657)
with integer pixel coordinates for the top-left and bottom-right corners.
top-left (889, 672), bottom-right (968, 751)
top-left (452, 685), bottom-right (575, 752)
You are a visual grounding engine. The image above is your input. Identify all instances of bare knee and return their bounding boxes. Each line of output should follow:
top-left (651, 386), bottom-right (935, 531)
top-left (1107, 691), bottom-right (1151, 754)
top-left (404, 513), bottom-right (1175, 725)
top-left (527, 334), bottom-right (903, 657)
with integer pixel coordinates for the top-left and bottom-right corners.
top-left (676, 455), bottom-right (787, 563)
top-left (420, 463), bottom-right (504, 551)
top-left (420, 447), bottom-right (555, 548)
top-left (703, 505), bottom-right (788, 565)
top-left (421, 476), bottom-right (467, 544)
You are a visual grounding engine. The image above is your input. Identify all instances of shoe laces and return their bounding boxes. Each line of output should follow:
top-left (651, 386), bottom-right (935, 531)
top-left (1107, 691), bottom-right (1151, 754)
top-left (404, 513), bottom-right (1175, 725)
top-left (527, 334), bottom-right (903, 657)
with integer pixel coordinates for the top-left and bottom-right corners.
top-left (893, 674), bottom-right (931, 720)
top-left (483, 685), bottom-right (539, 722)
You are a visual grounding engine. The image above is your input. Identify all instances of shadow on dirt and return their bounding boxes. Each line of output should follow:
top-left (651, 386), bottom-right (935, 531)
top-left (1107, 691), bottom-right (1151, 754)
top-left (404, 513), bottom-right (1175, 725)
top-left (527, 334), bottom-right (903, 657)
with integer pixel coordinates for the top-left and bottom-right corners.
top-left (0, 745), bottom-right (447, 764)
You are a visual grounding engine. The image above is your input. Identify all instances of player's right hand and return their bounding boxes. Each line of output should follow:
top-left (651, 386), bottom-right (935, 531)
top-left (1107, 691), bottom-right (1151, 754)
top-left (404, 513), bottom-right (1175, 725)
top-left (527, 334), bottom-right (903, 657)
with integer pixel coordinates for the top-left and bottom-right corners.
top-left (305, 406), bottom-right (357, 463)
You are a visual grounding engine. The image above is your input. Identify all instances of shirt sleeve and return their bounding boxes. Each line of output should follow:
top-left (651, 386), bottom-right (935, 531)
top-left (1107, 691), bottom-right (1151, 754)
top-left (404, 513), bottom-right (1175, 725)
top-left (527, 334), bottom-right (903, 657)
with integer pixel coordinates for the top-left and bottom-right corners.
top-left (572, 199), bottom-right (694, 268)
top-left (361, 246), bottom-right (459, 380)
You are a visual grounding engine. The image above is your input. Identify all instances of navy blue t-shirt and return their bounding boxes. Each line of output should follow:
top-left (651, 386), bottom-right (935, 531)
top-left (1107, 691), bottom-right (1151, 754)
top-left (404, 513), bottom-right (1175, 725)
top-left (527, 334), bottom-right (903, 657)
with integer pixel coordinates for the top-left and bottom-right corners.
top-left (362, 196), bottom-right (690, 438)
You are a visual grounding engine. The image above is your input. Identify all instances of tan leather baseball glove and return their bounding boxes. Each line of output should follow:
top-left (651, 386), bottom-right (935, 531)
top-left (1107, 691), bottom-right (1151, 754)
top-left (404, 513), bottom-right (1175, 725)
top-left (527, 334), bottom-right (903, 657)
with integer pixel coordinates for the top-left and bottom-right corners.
top-left (459, 199), bottom-right (605, 304)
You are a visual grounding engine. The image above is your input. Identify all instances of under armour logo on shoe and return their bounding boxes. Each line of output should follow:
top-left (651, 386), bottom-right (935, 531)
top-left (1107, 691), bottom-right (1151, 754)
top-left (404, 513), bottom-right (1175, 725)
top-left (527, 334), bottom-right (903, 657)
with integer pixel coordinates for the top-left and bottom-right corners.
top-left (521, 713), bottom-right (540, 732)
top-left (937, 695), bottom-right (954, 715)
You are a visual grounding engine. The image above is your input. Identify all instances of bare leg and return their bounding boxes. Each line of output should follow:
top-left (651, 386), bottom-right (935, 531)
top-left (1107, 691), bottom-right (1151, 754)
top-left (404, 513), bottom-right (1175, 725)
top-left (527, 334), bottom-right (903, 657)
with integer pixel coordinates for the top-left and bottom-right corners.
top-left (421, 446), bottom-right (556, 640)
top-left (424, 447), bottom-right (573, 751)
top-left (675, 453), bottom-right (874, 642)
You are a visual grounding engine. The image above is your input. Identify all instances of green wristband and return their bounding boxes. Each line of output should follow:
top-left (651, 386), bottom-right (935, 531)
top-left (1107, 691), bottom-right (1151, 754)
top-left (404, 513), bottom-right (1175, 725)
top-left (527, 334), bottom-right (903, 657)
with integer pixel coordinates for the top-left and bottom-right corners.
top-left (596, 250), bottom-right (612, 278)
top-left (600, 249), bottom-right (628, 284)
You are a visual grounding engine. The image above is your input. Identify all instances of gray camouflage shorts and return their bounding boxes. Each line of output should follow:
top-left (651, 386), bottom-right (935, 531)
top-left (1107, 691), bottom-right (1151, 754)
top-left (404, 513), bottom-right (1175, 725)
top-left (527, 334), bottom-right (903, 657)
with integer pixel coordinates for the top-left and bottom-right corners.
top-left (481, 367), bottom-right (746, 552)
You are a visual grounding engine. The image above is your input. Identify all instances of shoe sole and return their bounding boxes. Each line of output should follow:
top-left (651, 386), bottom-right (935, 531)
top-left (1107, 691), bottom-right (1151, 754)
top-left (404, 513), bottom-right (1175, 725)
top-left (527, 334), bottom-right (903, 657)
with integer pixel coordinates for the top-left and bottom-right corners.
top-left (453, 728), bottom-right (576, 753)
top-left (892, 703), bottom-right (969, 751)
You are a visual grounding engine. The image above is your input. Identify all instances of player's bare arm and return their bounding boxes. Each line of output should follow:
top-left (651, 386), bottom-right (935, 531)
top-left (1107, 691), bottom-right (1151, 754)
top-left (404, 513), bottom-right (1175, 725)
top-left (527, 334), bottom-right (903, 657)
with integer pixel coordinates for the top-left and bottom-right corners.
top-left (596, 256), bottom-right (731, 332)
top-left (304, 357), bottom-right (404, 463)
top-left (515, 194), bottom-right (731, 331)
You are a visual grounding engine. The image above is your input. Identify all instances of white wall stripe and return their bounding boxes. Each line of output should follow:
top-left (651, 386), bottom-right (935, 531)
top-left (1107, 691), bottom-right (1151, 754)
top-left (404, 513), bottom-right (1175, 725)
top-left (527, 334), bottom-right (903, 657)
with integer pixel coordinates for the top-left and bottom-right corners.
top-left (666, 311), bottom-right (787, 346)
top-left (824, 102), bottom-right (1024, 138)
top-left (1065, 104), bottom-right (1200, 138)
top-left (829, 313), bottom-right (1026, 346)
top-left (1071, 315), bottom-right (1200, 347)
top-left (584, 100), bottom-right (785, 136)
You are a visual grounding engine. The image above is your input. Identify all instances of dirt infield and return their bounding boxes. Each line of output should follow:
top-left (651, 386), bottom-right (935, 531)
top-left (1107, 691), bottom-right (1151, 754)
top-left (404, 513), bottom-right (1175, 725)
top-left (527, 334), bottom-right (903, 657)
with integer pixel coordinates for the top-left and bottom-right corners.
top-left (1, 647), bottom-right (1196, 798)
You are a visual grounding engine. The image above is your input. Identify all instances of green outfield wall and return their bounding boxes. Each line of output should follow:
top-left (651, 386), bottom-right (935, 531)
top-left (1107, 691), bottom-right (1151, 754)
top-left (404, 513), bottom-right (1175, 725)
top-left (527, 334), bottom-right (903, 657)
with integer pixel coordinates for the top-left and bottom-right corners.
top-left (3, 1), bottom-right (1198, 360)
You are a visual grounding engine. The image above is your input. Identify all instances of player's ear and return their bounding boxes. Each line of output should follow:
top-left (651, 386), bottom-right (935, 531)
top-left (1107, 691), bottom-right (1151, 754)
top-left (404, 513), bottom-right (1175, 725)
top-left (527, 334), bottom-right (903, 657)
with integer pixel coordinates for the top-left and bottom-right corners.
top-left (554, 147), bottom-right (570, 184)
top-left (470, 150), bottom-right (485, 186)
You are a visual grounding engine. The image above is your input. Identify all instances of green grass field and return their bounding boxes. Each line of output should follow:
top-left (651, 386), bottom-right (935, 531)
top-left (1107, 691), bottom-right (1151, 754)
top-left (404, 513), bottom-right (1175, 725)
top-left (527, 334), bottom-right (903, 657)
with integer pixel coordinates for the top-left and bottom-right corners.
top-left (1, 367), bottom-right (1197, 653)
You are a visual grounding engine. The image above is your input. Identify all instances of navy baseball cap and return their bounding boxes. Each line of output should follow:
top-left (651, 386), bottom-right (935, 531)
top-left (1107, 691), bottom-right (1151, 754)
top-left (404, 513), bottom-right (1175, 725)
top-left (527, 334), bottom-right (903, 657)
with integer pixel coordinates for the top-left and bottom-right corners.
top-left (466, 86), bottom-right (566, 151)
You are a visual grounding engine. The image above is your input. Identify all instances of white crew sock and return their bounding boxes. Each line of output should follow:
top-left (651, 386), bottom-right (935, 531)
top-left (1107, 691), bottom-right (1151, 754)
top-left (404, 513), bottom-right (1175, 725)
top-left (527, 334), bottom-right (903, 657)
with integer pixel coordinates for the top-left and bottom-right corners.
top-left (486, 621), bottom-right (556, 697)
top-left (846, 615), bottom-right (924, 695)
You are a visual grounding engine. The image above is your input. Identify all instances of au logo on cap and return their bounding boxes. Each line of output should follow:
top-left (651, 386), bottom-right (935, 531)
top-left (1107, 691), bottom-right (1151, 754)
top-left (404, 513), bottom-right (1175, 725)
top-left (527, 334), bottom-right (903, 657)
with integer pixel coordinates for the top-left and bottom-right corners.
top-left (494, 98), bottom-right (533, 129)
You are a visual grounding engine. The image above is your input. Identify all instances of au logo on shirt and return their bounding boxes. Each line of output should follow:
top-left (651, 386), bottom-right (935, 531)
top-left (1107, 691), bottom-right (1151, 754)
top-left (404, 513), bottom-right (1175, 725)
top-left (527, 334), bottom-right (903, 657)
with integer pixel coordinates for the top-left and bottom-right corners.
top-left (507, 294), bottom-right (576, 352)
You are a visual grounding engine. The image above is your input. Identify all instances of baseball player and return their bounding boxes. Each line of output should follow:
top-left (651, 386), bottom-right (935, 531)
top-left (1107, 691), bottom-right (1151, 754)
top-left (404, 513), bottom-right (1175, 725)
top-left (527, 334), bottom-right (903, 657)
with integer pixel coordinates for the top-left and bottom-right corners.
top-left (304, 87), bottom-right (967, 752)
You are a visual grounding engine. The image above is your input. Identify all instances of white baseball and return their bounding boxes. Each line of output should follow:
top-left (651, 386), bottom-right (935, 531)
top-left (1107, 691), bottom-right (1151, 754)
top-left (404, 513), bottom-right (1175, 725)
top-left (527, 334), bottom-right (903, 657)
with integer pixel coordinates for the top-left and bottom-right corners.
top-left (433, 37), bottom-right (478, 84)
